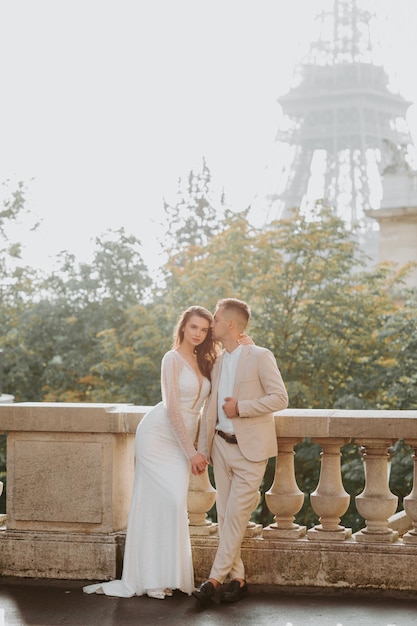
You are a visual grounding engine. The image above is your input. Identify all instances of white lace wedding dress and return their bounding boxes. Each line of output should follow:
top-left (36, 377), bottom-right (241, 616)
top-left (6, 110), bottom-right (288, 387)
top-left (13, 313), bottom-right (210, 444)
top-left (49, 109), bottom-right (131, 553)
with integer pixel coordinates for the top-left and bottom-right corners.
top-left (83, 350), bottom-right (211, 597)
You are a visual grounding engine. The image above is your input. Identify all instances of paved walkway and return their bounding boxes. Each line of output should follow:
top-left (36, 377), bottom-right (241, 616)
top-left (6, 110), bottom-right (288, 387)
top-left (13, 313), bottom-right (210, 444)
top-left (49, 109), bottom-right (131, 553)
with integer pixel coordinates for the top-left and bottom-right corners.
top-left (1, 578), bottom-right (417, 626)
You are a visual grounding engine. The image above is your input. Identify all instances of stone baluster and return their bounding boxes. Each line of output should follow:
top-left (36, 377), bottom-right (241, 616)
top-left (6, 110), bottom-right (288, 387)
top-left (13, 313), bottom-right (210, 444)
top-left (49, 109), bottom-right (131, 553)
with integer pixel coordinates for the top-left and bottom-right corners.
top-left (263, 438), bottom-right (306, 538)
top-left (187, 468), bottom-right (218, 536)
top-left (307, 438), bottom-right (352, 540)
top-left (187, 468), bottom-right (262, 538)
top-left (402, 439), bottom-right (417, 544)
top-left (354, 439), bottom-right (399, 543)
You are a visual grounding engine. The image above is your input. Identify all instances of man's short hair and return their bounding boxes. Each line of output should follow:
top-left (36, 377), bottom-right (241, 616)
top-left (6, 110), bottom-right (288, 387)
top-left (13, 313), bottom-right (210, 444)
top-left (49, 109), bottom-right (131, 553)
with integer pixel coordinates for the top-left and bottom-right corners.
top-left (216, 298), bottom-right (251, 325)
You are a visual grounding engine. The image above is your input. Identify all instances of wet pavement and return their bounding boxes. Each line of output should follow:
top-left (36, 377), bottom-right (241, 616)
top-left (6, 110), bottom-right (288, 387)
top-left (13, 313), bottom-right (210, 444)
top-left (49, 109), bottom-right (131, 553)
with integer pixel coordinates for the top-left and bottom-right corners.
top-left (1, 577), bottom-right (417, 626)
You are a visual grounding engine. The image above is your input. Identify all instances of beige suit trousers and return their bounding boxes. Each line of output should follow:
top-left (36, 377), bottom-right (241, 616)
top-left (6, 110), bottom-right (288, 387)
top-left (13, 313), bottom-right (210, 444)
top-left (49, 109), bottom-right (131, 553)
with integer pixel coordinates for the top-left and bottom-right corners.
top-left (209, 433), bottom-right (267, 583)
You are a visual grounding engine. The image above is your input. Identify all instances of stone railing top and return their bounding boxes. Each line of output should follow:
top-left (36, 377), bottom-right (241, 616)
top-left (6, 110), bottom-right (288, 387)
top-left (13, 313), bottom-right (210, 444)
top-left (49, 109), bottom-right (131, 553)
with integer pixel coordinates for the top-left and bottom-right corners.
top-left (0, 403), bottom-right (417, 440)
top-left (276, 408), bottom-right (417, 440)
top-left (0, 402), bottom-right (147, 434)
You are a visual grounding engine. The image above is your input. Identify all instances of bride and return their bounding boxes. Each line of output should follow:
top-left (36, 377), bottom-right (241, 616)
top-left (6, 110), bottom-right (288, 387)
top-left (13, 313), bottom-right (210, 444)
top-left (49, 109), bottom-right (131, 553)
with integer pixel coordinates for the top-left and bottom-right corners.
top-left (83, 305), bottom-right (219, 599)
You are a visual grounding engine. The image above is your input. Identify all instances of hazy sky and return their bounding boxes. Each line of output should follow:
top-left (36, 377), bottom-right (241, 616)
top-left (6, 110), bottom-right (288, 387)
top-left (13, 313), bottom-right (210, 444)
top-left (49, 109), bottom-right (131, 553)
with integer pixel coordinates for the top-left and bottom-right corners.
top-left (1, 0), bottom-right (417, 275)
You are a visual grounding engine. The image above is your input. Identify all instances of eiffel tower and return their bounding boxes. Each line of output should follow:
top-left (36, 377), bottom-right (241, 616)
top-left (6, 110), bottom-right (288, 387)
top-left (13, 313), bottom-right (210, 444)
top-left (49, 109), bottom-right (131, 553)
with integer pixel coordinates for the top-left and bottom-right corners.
top-left (268, 0), bottom-right (415, 224)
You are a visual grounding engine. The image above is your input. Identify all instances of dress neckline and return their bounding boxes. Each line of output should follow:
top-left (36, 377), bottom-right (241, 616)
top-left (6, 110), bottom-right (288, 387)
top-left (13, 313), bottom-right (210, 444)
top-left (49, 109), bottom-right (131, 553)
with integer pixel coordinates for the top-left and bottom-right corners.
top-left (174, 350), bottom-right (207, 410)
top-left (176, 348), bottom-right (207, 377)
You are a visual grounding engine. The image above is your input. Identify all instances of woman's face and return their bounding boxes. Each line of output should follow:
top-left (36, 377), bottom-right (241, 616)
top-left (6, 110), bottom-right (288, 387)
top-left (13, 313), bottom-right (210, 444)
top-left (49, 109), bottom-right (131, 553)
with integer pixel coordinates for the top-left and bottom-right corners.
top-left (182, 314), bottom-right (211, 349)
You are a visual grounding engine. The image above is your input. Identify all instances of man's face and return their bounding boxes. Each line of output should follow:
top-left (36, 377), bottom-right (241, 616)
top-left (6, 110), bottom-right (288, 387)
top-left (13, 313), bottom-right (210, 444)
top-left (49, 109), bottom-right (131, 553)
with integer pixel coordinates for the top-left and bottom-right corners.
top-left (212, 306), bottom-right (229, 342)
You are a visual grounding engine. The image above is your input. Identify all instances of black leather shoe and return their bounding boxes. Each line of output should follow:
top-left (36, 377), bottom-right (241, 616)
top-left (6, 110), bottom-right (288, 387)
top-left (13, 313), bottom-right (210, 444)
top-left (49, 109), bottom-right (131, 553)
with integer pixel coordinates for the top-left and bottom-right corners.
top-left (192, 581), bottom-right (217, 604)
top-left (220, 579), bottom-right (249, 603)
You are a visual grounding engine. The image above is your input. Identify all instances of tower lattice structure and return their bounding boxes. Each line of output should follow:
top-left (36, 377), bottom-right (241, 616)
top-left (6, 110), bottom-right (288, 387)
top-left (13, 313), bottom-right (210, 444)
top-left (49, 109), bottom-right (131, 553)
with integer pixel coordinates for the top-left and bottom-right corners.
top-left (269, 0), bottom-right (415, 224)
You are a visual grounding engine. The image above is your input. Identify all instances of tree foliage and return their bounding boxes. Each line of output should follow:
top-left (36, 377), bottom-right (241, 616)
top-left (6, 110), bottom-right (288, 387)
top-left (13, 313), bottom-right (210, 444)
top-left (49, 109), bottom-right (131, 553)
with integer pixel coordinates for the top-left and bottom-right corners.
top-left (161, 158), bottom-right (225, 259)
top-left (1, 174), bottom-right (417, 530)
top-left (1, 221), bottom-right (152, 402)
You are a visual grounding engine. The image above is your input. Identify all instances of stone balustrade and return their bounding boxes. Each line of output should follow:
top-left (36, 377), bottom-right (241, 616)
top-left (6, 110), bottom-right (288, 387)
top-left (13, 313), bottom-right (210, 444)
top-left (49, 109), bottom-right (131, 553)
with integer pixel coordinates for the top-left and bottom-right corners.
top-left (1, 403), bottom-right (417, 593)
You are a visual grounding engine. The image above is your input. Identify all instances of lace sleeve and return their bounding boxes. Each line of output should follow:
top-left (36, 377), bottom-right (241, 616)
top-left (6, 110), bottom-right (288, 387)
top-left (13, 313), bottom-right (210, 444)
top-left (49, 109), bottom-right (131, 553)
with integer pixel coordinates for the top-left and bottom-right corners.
top-left (161, 351), bottom-right (198, 460)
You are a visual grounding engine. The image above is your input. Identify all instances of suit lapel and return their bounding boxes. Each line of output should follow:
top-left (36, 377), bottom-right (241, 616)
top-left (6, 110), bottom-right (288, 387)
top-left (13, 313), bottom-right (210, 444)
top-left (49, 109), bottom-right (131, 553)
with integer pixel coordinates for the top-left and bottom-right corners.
top-left (233, 345), bottom-right (251, 395)
top-left (207, 352), bottom-right (224, 427)
top-left (211, 351), bottom-right (224, 396)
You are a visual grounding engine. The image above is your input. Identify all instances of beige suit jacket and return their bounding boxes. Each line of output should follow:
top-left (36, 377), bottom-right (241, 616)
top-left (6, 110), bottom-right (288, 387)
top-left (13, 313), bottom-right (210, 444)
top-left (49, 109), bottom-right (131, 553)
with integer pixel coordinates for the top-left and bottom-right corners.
top-left (198, 344), bottom-right (288, 463)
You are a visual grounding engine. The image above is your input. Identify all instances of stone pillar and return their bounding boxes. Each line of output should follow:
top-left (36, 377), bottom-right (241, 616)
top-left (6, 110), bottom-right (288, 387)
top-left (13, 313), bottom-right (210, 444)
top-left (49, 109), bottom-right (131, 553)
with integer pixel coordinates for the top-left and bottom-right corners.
top-left (263, 438), bottom-right (306, 539)
top-left (0, 403), bottom-right (142, 579)
top-left (307, 438), bottom-right (352, 541)
top-left (366, 169), bottom-right (417, 290)
top-left (354, 439), bottom-right (399, 543)
top-left (187, 469), bottom-right (217, 536)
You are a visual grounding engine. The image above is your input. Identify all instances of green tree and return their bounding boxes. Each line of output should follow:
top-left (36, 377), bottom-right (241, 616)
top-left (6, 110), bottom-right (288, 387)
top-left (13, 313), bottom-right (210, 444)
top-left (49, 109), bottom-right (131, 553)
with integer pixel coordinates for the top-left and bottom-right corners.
top-left (161, 208), bottom-right (255, 313)
top-left (3, 229), bottom-right (152, 402)
top-left (44, 228), bottom-right (151, 323)
top-left (247, 206), bottom-right (411, 409)
top-left (0, 181), bottom-right (41, 289)
top-left (0, 182), bottom-right (43, 400)
top-left (368, 291), bottom-right (417, 410)
top-left (84, 303), bottom-right (166, 404)
top-left (161, 159), bottom-right (227, 277)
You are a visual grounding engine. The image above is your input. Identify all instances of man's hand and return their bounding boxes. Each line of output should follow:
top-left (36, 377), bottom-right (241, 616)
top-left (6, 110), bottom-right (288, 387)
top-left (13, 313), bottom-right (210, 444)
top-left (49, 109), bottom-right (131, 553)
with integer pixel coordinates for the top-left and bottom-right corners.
top-left (191, 452), bottom-right (208, 476)
top-left (223, 396), bottom-right (239, 418)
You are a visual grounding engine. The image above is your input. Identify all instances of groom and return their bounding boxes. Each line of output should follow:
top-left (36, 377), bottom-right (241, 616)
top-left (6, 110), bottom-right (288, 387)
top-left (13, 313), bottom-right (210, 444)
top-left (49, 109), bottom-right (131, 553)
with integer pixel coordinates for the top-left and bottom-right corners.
top-left (193, 298), bottom-right (288, 604)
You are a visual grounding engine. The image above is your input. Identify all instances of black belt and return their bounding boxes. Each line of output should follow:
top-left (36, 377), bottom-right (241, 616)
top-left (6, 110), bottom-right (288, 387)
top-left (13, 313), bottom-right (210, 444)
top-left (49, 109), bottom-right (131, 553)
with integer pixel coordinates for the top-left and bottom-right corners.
top-left (216, 430), bottom-right (238, 444)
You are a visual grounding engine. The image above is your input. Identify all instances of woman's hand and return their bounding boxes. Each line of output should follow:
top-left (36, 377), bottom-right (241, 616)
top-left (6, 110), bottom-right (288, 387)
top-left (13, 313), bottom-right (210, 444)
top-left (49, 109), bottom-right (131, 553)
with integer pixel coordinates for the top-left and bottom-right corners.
top-left (238, 332), bottom-right (254, 345)
top-left (191, 452), bottom-right (208, 476)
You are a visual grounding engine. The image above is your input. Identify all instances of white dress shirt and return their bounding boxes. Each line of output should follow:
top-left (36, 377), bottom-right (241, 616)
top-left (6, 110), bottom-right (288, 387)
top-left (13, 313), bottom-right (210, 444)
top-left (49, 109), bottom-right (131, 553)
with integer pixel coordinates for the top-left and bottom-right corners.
top-left (216, 345), bottom-right (242, 435)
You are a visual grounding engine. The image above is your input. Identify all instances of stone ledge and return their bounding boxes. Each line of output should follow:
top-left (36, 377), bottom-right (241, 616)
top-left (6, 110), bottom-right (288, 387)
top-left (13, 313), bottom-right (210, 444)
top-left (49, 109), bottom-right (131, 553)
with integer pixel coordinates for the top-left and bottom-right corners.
top-left (275, 409), bottom-right (417, 439)
top-left (4, 529), bottom-right (417, 590)
top-left (0, 403), bottom-right (146, 433)
top-left (0, 530), bottom-right (126, 580)
top-left (192, 535), bottom-right (417, 593)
